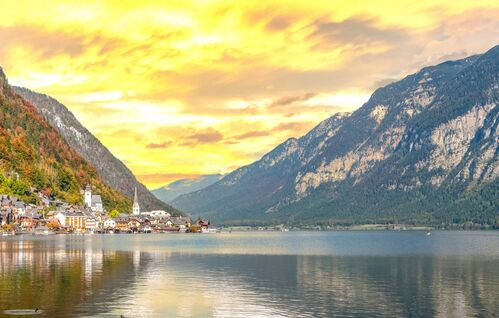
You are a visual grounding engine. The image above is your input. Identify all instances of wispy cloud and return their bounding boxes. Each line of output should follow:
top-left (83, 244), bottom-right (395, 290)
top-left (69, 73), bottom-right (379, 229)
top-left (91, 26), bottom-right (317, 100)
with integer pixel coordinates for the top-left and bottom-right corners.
top-left (1, 0), bottom-right (498, 188)
top-left (180, 128), bottom-right (224, 146)
top-left (269, 93), bottom-right (317, 108)
top-left (232, 130), bottom-right (269, 140)
top-left (146, 141), bottom-right (173, 149)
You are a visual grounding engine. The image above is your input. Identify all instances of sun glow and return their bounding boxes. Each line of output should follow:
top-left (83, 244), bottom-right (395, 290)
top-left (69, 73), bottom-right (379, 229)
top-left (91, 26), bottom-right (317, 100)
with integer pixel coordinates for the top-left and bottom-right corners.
top-left (1, 0), bottom-right (498, 188)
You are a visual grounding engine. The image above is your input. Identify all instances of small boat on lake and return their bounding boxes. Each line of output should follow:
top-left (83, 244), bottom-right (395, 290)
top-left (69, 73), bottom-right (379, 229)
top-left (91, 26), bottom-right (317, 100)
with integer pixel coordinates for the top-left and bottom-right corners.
top-left (202, 228), bottom-right (220, 234)
top-left (33, 226), bottom-right (55, 235)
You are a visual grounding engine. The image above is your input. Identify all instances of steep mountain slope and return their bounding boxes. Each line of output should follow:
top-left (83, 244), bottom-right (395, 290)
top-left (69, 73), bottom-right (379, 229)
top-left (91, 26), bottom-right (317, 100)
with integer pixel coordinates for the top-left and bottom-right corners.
top-left (152, 174), bottom-right (223, 203)
top-left (0, 67), bottom-right (130, 210)
top-left (14, 87), bottom-right (179, 214)
top-left (173, 45), bottom-right (499, 226)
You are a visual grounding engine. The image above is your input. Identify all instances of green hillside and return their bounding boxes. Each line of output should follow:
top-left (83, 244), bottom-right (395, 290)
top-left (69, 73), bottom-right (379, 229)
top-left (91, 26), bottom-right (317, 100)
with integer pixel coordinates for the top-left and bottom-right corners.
top-left (0, 67), bottom-right (131, 211)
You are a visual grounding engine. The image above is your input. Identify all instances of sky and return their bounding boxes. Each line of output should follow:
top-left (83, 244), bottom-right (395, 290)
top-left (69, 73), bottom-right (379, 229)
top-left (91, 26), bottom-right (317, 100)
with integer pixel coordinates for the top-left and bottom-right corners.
top-left (1, 0), bottom-right (498, 189)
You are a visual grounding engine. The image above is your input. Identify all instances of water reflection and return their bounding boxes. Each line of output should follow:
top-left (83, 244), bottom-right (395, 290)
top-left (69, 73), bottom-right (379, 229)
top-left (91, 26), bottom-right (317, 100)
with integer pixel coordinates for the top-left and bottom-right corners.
top-left (0, 233), bottom-right (498, 317)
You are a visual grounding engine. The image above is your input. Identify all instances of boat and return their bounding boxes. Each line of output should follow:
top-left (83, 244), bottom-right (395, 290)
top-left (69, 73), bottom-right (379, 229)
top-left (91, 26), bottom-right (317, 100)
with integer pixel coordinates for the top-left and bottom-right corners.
top-left (426, 231), bottom-right (431, 236)
top-left (33, 226), bottom-right (55, 235)
top-left (202, 228), bottom-right (220, 234)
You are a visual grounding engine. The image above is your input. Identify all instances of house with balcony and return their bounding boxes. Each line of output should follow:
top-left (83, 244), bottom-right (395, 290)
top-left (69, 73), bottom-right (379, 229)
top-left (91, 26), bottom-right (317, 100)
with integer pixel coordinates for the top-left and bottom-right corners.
top-left (66, 211), bottom-right (86, 231)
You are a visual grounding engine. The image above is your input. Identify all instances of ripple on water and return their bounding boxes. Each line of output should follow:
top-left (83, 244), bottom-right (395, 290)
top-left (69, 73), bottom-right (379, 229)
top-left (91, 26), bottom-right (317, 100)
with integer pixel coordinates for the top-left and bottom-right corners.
top-left (3, 309), bottom-right (43, 315)
top-left (0, 232), bottom-right (498, 317)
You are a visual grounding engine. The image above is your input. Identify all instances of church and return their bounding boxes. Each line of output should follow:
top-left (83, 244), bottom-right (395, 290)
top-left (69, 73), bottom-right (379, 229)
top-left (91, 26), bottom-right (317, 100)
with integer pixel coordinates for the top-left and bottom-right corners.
top-left (84, 184), bottom-right (104, 213)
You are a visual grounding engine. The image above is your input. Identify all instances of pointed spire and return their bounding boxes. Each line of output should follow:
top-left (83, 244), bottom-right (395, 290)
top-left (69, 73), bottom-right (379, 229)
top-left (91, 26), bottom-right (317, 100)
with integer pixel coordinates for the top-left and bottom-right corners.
top-left (133, 187), bottom-right (140, 215)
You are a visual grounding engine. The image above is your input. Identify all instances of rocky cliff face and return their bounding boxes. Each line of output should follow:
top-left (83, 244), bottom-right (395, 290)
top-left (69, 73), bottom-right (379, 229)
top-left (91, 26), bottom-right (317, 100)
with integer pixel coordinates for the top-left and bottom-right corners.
top-left (173, 46), bottom-right (499, 225)
top-left (15, 87), bottom-right (180, 214)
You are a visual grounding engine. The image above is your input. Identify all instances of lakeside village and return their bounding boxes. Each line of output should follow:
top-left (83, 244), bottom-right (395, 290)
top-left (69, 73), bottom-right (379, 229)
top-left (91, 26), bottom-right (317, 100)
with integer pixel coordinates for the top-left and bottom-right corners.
top-left (0, 185), bottom-right (213, 235)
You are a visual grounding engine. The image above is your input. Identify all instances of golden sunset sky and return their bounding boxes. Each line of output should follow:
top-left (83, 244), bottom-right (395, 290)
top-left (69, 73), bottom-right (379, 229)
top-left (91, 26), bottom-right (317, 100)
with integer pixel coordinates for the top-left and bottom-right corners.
top-left (1, 0), bottom-right (498, 189)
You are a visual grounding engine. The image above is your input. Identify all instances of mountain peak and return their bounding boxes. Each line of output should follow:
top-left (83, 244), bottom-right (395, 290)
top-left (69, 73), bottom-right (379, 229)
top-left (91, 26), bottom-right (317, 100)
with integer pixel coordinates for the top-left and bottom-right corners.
top-left (485, 44), bottom-right (499, 55)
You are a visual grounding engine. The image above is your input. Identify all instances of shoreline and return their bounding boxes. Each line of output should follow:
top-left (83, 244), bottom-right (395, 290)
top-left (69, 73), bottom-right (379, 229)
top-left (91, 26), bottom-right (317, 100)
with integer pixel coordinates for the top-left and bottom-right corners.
top-left (2, 228), bottom-right (497, 237)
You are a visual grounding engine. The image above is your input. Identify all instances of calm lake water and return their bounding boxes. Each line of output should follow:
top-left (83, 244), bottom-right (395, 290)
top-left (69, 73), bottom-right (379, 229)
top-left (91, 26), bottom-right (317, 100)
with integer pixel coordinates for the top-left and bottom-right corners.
top-left (0, 231), bottom-right (498, 317)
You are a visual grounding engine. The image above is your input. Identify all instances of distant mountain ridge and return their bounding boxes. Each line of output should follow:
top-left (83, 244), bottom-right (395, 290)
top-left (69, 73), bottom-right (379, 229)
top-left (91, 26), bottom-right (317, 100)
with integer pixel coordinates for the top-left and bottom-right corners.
top-left (0, 66), bottom-right (130, 210)
top-left (15, 87), bottom-right (180, 214)
top-left (152, 174), bottom-right (223, 203)
top-left (173, 45), bottom-right (499, 226)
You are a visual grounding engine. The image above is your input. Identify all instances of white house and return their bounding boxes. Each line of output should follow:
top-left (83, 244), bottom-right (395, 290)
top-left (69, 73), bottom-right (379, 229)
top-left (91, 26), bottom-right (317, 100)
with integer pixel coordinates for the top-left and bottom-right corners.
top-left (150, 210), bottom-right (171, 218)
top-left (90, 195), bottom-right (103, 213)
top-left (14, 201), bottom-right (26, 215)
top-left (85, 216), bottom-right (97, 231)
top-left (104, 219), bottom-right (116, 229)
top-left (55, 211), bottom-right (67, 227)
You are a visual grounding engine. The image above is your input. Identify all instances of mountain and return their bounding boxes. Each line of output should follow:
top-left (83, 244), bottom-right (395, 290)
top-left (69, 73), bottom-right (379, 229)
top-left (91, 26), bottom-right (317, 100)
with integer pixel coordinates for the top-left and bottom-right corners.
top-left (14, 87), bottom-right (180, 215)
top-left (173, 45), bottom-right (499, 226)
top-left (0, 67), bottom-right (130, 210)
top-left (152, 174), bottom-right (223, 203)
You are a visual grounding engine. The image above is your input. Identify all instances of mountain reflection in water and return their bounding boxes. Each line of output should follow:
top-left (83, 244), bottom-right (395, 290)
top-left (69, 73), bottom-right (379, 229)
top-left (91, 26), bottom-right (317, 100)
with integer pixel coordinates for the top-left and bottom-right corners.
top-left (0, 232), bottom-right (498, 317)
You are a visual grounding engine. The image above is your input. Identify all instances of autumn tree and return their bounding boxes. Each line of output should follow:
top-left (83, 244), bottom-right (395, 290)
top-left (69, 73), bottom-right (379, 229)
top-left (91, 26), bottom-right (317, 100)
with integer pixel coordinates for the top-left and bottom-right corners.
top-left (47, 220), bottom-right (61, 229)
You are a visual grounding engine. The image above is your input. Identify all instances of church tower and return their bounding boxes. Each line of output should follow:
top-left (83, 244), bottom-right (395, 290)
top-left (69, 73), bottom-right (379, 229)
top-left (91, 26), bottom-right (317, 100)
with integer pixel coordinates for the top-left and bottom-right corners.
top-left (133, 187), bottom-right (140, 215)
top-left (84, 184), bottom-right (92, 207)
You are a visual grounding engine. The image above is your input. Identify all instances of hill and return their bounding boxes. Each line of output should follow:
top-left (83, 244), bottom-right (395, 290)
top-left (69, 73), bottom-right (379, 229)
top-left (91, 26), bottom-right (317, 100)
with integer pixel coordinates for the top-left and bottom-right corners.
top-left (0, 67), bottom-right (130, 211)
top-left (152, 174), bottom-right (223, 203)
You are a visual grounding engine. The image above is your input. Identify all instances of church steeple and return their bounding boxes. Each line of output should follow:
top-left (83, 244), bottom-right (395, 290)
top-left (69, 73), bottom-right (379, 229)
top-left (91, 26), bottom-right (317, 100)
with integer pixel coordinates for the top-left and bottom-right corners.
top-left (84, 184), bottom-right (92, 207)
top-left (132, 187), bottom-right (140, 215)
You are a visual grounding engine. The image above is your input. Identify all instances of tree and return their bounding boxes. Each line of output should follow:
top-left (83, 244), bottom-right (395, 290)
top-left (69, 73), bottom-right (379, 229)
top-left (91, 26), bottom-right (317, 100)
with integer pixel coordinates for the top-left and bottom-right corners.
top-left (109, 209), bottom-right (120, 218)
top-left (47, 220), bottom-right (60, 229)
top-left (43, 205), bottom-right (56, 217)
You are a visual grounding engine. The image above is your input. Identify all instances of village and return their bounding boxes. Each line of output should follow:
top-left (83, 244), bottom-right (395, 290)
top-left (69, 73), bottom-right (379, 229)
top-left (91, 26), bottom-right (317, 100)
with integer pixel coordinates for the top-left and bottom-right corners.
top-left (0, 184), bottom-right (212, 235)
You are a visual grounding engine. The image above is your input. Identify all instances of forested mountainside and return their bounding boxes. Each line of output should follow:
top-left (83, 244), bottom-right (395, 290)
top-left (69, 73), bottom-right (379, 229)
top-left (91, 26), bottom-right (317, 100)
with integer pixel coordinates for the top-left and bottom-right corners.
top-left (15, 87), bottom-right (180, 215)
top-left (0, 67), bottom-right (130, 211)
top-left (173, 45), bottom-right (499, 227)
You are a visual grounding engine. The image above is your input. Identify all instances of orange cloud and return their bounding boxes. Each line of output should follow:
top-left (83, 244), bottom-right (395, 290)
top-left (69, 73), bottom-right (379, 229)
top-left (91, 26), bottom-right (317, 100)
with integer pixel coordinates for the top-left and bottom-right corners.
top-left (146, 141), bottom-right (173, 149)
top-left (272, 122), bottom-right (315, 133)
top-left (1, 1), bottom-right (498, 188)
top-left (180, 128), bottom-right (224, 146)
top-left (269, 93), bottom-right (317, 108)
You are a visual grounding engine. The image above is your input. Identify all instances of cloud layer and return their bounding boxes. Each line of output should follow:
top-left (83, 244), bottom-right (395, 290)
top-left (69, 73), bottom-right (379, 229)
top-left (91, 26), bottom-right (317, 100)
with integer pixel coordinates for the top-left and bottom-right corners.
top-left (1, 0), bottom-right (498, 188)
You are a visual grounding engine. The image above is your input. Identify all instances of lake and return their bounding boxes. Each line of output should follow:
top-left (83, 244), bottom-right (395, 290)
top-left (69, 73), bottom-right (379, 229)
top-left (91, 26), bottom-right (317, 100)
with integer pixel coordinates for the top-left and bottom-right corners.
top-left (0, 231), bottom-right (498, 317)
